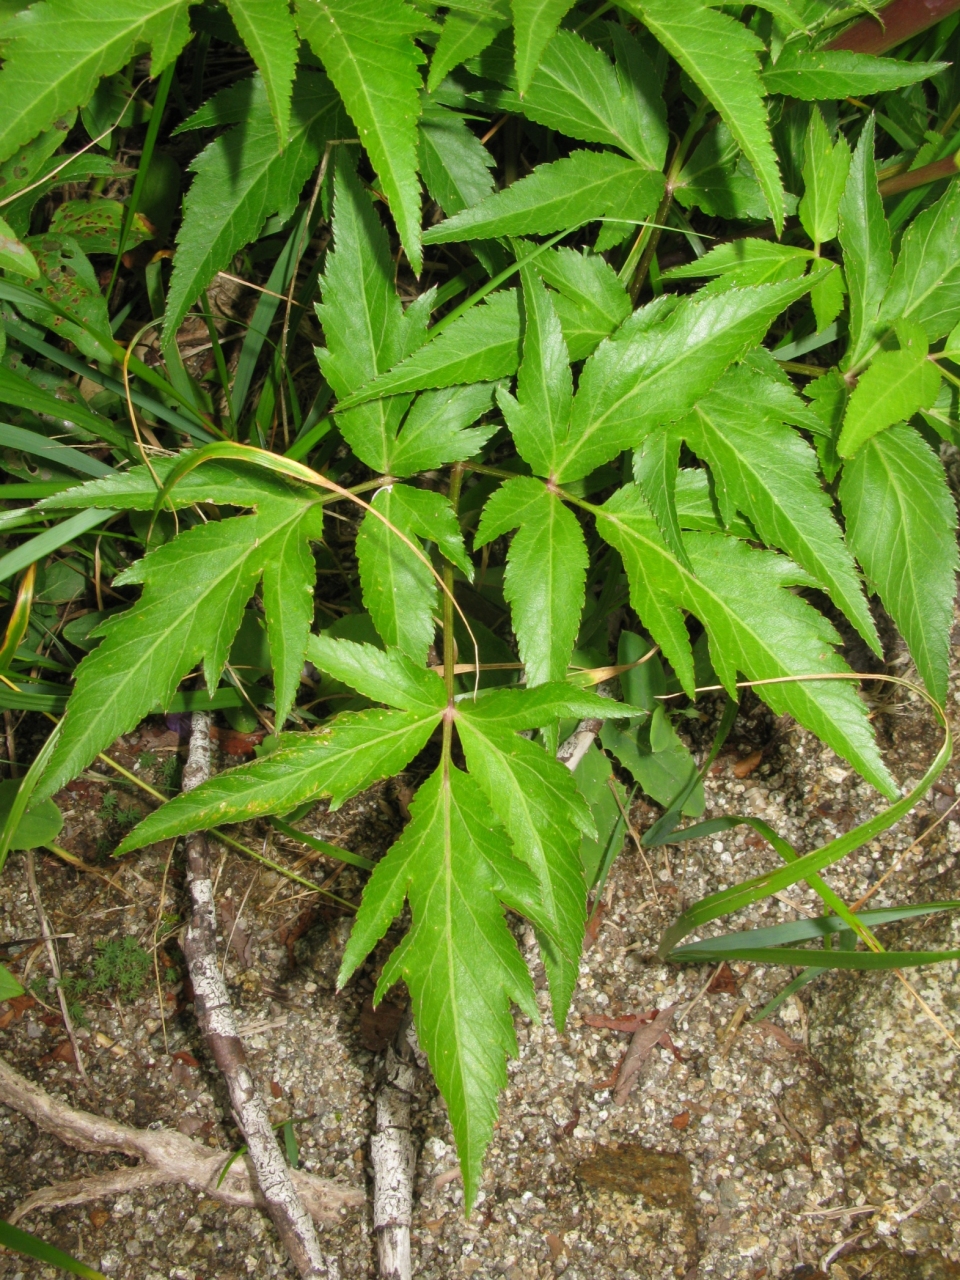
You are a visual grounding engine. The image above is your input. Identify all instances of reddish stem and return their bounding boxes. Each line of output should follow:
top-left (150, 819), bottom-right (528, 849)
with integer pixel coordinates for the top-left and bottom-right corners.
top-left (878, 152), bottom-right (960, 195)
top-left (826, 0), bottom-right (960, 55)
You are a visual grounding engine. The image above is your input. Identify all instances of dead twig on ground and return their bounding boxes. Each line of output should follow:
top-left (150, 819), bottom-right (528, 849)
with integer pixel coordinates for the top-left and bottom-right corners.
top-left (0, 1052), bottom-right (363, 1223)
top-left (180, 712), bottom-right (339, 1279)
top-left (372, 1013), bottom-right (424, 1280)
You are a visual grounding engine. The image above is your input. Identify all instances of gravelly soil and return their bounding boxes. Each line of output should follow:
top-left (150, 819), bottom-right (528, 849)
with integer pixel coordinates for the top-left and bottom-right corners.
top-left (1, 628), bottom-right (959, 1280)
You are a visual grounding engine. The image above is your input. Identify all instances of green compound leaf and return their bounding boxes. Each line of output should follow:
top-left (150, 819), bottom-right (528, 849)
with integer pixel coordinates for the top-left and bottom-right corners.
top-left (810, 260), bottom-right (846, 333)
top-left (673, 467), bottom-right (756, 539)
top-left (634, 425), bottom-right (688, 566)
top-left (840, 425), bottom-right (958, 705)
top-left (455, 682), bottom-right (640, 728)
top-left (0, 0), bottom-right (195, 165)
top-left (838, 115), bottom-right (891, 371)
top-left (562, 276), bottom-right (813, 481)
top-left (317, 151), bottom-right (431, 471)
top-left (475, 477), bottom-right (587, 686)
top-left (428, 0), bottom-right (509, 92)
top-left (36, 458), bottom-right (310, 512)
top-left (763, 47), bottom-right (945, 100)
top-left (118, 707), bottom-right (441, 851)
top-left (496, 266), bottom-right (573, 478)
top-left (222, 0), bottom-right (298, 141)
top-left (799, 107), bottom-right (851, 248)
top-left (573, 741), bottom-right (627, 890)
top-left (536, 244), bottom-right (631, 361)
top-left (391, 384), bottom-right (497, 477)
top-left (677, 363), bottom-right (880, 652)
top-left (507, 27), bottom-right (667, 168)
top-left (595, 486), bottom-right (896, 797)
top-left (165, 70), bottom-right (344, 347)
top-left (339, 762), bottom-right (542, 1212)
top-left (423, 150), bottom-right (665, 244)
top-left (336, 288), bottom-right (522, 406)
top-left (511, 0), bottom-right (576, 92)
top-left (356, 484), bottom-right (471, 663)
top-left (838, 340), bottom-right (941, 458)
top-left (418, 102), bottom-right (496, 216)
top-left (673, 120), bottom-right (771, 222)
top-left (623, 0), bottom-right (784, 230)
top-left (297, 0), bottom-right (428, 273)
top-left (39, 495), bottom-right (325, 801)
top-left (307, 633), bottom-right (447, 711)
top-left (662, 238), bottom-right (811, 290)
top-left (457, 714), bottom-right (591, 1022)
top-left (879, 178), bottom-right (960, 343)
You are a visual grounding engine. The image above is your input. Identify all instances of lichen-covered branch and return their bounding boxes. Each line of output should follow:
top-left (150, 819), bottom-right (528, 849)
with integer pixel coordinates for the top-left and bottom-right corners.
top-left (180, 712), bottom-right (339, 1280)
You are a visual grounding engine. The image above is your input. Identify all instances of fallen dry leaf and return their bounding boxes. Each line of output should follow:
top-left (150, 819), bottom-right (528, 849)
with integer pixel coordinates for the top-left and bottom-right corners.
top-left (707, 962), bottom-right (739, 995)
top-left (545, 1232), bottom-right (566, 1261)
top-left (359, 995), bottom-right (405, 1052)
top-left (753, 1020), bottom-right (804, 1053)
top-left (659, 1031), bottom-right (685, 1064)
top-left (733, 749), bottom-right (763, 778)
top-left (584, 900), bottom-right (607, 949)
top-left (209, 725), bottom-right (265, 756)
top-left (614, 1005), bottom-right (677, 1106)
top-left (8, 994), bottom-right (35, 1019)
top-left (39, 1040), bottom-right (77, 1066)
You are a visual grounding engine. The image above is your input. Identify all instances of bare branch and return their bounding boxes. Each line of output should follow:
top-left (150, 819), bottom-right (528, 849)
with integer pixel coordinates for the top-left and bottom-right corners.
top-left (180, 713), bottom-right (340, 1279)
top-left (372, 1016), bottom-right (423, 1280)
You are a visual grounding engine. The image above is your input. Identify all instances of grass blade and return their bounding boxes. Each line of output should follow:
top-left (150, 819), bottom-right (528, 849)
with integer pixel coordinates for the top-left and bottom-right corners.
top-left (0, 1219), bottom-right (106, 1279)
top-left (0, 509), bottom-right (116, 584)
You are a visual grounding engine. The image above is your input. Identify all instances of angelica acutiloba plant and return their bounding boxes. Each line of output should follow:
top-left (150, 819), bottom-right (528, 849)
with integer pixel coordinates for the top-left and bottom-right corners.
top-left (0, 0), bottom-right (958, 1221)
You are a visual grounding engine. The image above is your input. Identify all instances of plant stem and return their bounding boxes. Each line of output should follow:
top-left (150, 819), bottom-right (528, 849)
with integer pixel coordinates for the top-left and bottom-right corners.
top-left (826, 0), bottom-right (960, 54)
top-left (443, 464), bottom-right (465, 707)
top-left (628, 187), bottom-right (674, 304)
top-left (878, 150), bottom-right (960, 197)
top-left (624, 101), bottom-right (711, 303)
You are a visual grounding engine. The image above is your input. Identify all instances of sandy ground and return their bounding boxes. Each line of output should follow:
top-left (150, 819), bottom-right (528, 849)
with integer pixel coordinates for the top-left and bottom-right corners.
top-left (1, 630), bottom-right (959, 1280)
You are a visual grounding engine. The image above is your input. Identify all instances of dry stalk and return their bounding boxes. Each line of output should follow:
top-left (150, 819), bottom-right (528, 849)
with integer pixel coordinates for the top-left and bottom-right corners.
top-left (180, 712), bottom-right (339, 1279)
top-left (25, 849), bottom-right (88, 1084)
